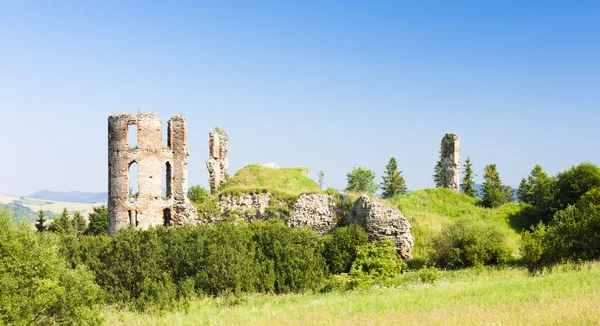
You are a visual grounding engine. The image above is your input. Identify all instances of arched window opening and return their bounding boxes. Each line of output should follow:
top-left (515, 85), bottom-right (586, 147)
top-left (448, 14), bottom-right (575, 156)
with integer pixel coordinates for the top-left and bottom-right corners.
top-left (163, 208), bottom-right (171, 226)
top-left (129, 162), bottom-right (139, 198)
top-left (162, 162), bottom-right (172, 198)
top-left (128, 124), bottom-right (138, 148)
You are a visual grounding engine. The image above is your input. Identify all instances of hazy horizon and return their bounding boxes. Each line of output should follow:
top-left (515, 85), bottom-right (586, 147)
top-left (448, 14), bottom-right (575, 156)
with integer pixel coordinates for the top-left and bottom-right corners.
top-left (1, 1), bottom-right (599, 195)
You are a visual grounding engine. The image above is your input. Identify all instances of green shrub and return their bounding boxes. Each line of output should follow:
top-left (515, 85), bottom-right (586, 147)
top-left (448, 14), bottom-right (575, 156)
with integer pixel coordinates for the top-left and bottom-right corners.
top-left (348, 238), bottom-right (405, 288)
top-left (188, 185), bottom-right (221, 221)
top-left (322, 225), bottom-right (369, 274)
top-left (251, 220), bottom-right (327, 293)
top-left (0, 208), bottom-right (102, 325)
top-left (85, 205), bottom-right (108, 236)
top-left (520, 223), bottom-right (550, 274)
top-left (419, 265), bottom-right (440, 284)
top-left (431, 217), bottom-right (514, 269)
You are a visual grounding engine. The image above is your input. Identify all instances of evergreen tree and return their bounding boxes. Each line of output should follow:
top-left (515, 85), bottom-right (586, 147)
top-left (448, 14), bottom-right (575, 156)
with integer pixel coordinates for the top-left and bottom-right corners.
top-left (518, 164), bottom-right (553, 209)
top-left (47, 208), bottom-right (74, 235)
top-left (72, 211), bottom-right (87, 237)
top-left (481, 164), bottom-right (508, 208)
top-left (381, 157), bottom-right (407, 198)
top-left (346, 167), bottom-right (378, 194)
top-left (35, 209), bottom-right (46, 232)
top-left (460, 156), bottom-right (477, 197)
top-left (433, 152), bottom-right (447, 188)
top-left (85, 205), bottom-right (109, 236)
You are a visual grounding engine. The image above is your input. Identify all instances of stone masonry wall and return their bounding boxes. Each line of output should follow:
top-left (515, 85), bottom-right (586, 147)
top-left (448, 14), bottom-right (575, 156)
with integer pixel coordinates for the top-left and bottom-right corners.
top-left (441, 133), bottom-right (461, 193)
top-left (206, 128), bottom-right (229, 194)
top-left (107, 113), bottom-right (197, 235)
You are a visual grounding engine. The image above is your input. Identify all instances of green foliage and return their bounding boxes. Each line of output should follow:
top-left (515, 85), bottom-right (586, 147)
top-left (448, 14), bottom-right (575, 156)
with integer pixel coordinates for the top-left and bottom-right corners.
top-left (325, 188), bottom-right (357, 224)
top-left (519, 223), bottom-right (549, 274)
top-left (0, 207), bottom-right (102, 325)
top-left (318, 170), bottom-right (325, 189)
top-left (433, 153), bottom-right (447, 188)
top-left (380, 157), bottom-right (407, 198)
top-left (72, 211), bottom-right (87, 237)
top-left (431, 217), bottom-right (514, 269)
top-left (517, 164), bottom-right (554, 223)
top-left (418, 265), bottom-right (440, 284)
top-left (48, 208), bottom-right (75, 235)
top-left (35, 208), bottom-right (47, 232)
top-left (322, 225), bottom-right (369, 274)
top-left (460, 156), bottom-right (477, 197)
top-left (481, 164), bottom-right (511, 208)
top-left (2, 201), bottom-right (55, 223)
top-left (219, 164), bottom-right (322, 196)
top-left (85, 205), bottom-right (108, 236)
top-left (188, 185), bottom-right (221, 221)
top-left (345, 167), bottom-right (378, 194)
top-left (347, 239), bottom-right (405, 288)
top-left (551, 162), bottom-right (600, 213)
top-left (62, 220), bottom-right (327, 311)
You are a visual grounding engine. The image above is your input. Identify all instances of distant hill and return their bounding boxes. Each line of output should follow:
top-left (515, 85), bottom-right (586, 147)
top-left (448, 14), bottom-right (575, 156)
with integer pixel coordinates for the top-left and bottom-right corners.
top-left (28, 190), bottom-right (107, 203)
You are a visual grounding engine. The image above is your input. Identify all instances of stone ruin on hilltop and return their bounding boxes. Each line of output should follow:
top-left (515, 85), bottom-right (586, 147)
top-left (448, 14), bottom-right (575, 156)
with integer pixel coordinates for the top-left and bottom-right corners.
top-left (107, 113), bottom-right (197, 235)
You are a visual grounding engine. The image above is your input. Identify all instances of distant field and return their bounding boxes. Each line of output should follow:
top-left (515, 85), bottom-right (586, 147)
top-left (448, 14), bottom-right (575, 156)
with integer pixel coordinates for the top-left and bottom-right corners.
top-left (106, 262), bottom-right (600, 325)
top-left (0, 194), bottom-right (99, 216)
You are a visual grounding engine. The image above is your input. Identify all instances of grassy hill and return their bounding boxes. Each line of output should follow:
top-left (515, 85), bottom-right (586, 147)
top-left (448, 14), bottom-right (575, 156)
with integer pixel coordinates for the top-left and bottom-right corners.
top-left (386, 188), bottom-right (529, 262)
top-left (219, 164), bottom-right (323, 197)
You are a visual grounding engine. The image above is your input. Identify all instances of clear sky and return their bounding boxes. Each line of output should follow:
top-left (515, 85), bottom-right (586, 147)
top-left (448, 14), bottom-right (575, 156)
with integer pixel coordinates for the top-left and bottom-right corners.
top-left (1, 1), bottom-right (599, 196)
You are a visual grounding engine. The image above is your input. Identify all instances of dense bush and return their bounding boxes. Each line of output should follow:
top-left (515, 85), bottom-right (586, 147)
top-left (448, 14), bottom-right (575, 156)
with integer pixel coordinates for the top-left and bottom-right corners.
top-left (322, 225), bottom-right (369, 274)
top-left (521, 187), bottom-right (600, 273)
top-left (62, 220), bottom-right (328, 311)
top-left (431, 217), bottom-right (514, 269)
top-left (0, 208), bottom-right (102, 325)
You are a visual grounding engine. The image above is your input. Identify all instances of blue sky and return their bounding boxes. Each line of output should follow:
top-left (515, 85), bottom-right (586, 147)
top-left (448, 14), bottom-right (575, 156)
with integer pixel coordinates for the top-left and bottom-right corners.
top-left (1, 1), bottom-right (599, 195)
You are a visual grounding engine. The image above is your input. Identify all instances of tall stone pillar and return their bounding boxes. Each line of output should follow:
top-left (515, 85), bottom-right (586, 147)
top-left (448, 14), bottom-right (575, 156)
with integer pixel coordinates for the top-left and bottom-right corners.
top-left (206, 128), bottom-right (229, 194)
top-left (441, 133), bottom-right (461, 193)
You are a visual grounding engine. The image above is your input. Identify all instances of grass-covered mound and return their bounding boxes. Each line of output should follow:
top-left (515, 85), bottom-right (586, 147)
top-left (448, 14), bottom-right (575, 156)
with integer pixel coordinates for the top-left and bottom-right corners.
top-left (219, 164), bottom-right (323, 197)
top-left (387, 188), bottom-right (530, 264)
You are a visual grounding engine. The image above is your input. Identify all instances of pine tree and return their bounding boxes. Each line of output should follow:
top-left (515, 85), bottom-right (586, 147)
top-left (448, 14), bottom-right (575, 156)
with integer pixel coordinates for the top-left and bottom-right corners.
top-left (381, 157), bottom-right (408, 198)
top-left (481, 164), bottom-right (508, 208)
top-left (460, 156), bottom-right (477, 197)
top-left (47, 208), bottom-right (74, 235)
top-left (72, 211), bottom-right (87, 237)
top-left (433, 152), bottom-right (447, 188)
top-left (518, 164), bottom-right (552, 209)
top-left (35, 209), bottom-right (46, 232)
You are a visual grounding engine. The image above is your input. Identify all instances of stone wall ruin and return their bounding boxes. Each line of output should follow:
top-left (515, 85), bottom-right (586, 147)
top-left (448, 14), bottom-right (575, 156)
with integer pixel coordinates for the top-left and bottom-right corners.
top-left (206, 128), bottom-right (229, 194)
top-left (440, 133), bottom-right (461, 193)
top-left (108, 113), bottom-right (197, 235)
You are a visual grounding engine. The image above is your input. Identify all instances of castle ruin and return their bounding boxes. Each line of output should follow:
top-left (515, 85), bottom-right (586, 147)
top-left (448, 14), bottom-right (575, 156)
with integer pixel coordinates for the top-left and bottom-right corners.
top-left (108, 113), bottom-right (197, 235)
top-left (440, 133), bottom-right (461, 193)
top-left (206, 128), bottom-right (229, 194)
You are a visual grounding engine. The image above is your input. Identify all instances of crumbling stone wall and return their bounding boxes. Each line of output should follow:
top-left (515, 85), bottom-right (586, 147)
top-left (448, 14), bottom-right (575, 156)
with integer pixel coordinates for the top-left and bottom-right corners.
top-left (441, 133), bottom-right (461, 193)
top-left (206, 128), bottom-right (228, 194)
top-left (108, 113), bottom-right (197, 235)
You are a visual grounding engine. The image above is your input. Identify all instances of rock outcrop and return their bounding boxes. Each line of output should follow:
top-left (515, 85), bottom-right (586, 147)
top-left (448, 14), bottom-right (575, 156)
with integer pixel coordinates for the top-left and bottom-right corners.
top-left (219, 192), bottom-right (337, 234)
top-left (347, 195), bottom-right (414, 260)
top-left (288, 194), bottom-right (338, 235)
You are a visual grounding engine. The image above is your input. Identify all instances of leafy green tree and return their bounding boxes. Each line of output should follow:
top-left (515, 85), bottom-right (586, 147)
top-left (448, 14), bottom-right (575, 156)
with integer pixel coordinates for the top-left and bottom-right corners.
top-left (322, 225), bottom-right (369, 274)
top-left (47, 208), bottom-right (75, 235)
top-left (35, 208), bottom-right (46, 232)
top-left (380, 157), bottom-right (407, 198)
top-left (72, 211), bottom-right (87, 237)
top-left (433, 152), bottom-right (447, 188)
top-left (187, 185), bottom-right (213, 203)
top-left (551, 162), bottom-right (600, 213)
top-left (346, 167), bottom-right (378, 194)
top-left (481, 164), bottom-right (509, 208)
top-left (460, 156), bottom-right (477, 197)
top-left (85, 205), bottom-right (108, 236)
top-left (318, 170), bottom-right (325, 189)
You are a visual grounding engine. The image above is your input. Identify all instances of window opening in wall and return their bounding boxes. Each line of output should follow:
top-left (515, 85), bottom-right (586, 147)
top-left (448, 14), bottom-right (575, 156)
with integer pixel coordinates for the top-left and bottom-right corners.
top-left (163, 208), bottom-right (171, 226)
top-left (128, 210), bottom-right (138, 226)
top-left (166, 122), bottom-right (172, 148)
top-left (162, 162), bottom-right (172, 198)
top-left (128, 124), bottom-right (138, 148)
top-left (129, 162), bottom-right (139, 198)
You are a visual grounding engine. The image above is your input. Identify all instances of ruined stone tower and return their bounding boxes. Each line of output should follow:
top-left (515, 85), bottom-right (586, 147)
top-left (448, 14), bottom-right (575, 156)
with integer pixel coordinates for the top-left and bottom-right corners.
top-left (108, 113), bottom-right (197, 235)
top-left (206, 128), bottom-right (228, 194)
top-left (440, 133), bottom-right (461, 193)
